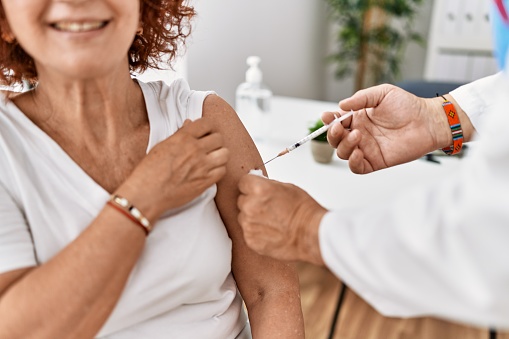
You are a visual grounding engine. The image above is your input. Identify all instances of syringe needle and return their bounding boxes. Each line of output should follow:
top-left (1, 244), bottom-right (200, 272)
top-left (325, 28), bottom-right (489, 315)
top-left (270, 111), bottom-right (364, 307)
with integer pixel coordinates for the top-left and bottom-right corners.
top-left (262, 110), bottom-right (354, 165)
top-left (263, 155), bottom-right (279, 166)
top-left (263, 149), bottom-right (289, 165)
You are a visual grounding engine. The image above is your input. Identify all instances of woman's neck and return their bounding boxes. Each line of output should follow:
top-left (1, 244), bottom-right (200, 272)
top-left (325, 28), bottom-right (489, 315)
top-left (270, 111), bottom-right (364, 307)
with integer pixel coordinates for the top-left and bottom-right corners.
top-left (14, 69), bottom-right (147, 148)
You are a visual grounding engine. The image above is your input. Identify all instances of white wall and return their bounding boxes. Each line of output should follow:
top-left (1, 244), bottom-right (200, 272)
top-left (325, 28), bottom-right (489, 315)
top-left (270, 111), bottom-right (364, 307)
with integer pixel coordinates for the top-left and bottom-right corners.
top-left (187, 0), bottom-right (329, 105)
top-left (186, 0), bottom-right (433, 105)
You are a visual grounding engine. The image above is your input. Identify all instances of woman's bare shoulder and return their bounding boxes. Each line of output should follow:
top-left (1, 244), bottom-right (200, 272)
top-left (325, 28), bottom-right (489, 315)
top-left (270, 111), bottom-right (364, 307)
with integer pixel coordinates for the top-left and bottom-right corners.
top-left (202, 94), bottom-right (232, 119)
top-left (202, 94), bottom-right (263, 172)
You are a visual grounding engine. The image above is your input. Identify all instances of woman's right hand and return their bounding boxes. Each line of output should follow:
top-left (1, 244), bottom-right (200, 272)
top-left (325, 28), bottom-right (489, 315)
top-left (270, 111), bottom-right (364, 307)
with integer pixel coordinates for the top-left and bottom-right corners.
top-left (119, 117), bottom-right (230, 222)
top-left (323, 84), bottom-right (452, 174)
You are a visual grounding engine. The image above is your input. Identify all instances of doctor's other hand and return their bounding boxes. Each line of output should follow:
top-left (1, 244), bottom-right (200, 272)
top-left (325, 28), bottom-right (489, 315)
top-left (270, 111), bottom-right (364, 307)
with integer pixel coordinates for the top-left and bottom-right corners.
top-left (237, 174), bottom-right (327, 266)
top-left (322, 84), bottom-right (458, 174)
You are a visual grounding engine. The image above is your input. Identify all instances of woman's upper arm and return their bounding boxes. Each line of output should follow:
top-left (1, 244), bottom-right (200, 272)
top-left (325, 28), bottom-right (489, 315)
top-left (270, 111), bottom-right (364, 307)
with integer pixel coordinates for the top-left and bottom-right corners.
top-left (202, 94), bottom-right (265, 175)
top-left (202, 94), bottom-right (299, 303)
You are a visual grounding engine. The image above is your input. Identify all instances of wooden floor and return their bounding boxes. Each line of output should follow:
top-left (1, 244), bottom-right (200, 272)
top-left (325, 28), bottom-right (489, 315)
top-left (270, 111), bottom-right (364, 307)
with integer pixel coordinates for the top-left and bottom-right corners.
top-left (296, 262), bottom-right (509, 339)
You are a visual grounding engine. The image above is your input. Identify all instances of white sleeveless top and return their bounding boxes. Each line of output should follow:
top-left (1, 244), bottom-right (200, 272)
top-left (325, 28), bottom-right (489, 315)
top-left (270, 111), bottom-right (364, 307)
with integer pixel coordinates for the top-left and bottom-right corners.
top-left (0, 79), bottom-right (249, 338)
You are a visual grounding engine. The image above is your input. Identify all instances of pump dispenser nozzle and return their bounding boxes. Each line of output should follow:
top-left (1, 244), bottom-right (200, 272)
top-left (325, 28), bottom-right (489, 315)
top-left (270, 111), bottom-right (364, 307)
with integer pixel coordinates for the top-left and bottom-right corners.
top-left (245, 56), bottom-right (262, 83)
top-left (236, 55), bottom-right (272, 142)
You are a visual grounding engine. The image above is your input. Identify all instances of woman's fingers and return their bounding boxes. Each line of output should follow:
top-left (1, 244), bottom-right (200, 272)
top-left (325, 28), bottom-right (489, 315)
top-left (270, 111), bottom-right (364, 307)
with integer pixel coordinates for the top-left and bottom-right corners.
top-left (180, 116), bottom-right (218, 139)
top-left (206, 147), bottom-right (230, 170)
top-left (206, 165), bottom-right (227, 183)
top-left (183, 144), bottom-right (229, 184)
top-left (197, 132), bottom-right (224, 152)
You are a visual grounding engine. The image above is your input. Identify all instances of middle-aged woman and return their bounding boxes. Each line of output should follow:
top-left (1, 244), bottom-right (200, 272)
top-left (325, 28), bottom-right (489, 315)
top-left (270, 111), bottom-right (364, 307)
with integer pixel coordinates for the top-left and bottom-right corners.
top-left (0, 0), bottom-right (304, 338)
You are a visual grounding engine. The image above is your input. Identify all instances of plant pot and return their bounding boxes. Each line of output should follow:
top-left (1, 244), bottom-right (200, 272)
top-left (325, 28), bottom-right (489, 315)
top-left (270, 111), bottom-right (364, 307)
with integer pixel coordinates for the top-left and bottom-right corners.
top-left (310, 140), bottom-right (334, 164)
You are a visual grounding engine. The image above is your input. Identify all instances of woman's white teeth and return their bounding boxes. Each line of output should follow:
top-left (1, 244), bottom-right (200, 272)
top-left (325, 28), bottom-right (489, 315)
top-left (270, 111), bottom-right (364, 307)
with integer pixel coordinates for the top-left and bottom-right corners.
top-left (53, 21), bottom-right (105, 32)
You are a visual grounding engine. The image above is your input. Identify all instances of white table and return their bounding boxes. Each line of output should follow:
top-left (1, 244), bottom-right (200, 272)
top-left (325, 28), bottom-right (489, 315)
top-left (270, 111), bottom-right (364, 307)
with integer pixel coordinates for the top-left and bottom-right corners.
top-left (249, 96), bottom-right (463, 210)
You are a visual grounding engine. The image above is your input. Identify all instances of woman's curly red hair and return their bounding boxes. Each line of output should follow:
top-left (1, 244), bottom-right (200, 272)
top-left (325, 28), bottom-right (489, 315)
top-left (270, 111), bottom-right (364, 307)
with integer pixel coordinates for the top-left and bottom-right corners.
top-left (0, 0), bottom-right (195, 86)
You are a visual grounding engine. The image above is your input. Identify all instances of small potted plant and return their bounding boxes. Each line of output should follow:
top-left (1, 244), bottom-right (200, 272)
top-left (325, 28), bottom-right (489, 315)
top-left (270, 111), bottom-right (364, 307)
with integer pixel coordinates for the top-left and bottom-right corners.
top-left (308, 119), bottom-right (335, 164)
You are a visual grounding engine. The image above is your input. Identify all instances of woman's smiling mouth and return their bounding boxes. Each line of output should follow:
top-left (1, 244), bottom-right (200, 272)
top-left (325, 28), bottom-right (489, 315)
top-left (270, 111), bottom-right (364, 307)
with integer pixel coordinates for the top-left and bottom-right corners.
top-left (50, 21), bottom-right (109, 33)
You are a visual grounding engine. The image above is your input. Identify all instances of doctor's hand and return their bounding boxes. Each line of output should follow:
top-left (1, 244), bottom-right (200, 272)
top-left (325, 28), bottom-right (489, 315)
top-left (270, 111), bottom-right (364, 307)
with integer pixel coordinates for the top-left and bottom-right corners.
top-left (323, 84), bottom-right (458, 174)
top-left (237, 174), bottom-right (328, 266)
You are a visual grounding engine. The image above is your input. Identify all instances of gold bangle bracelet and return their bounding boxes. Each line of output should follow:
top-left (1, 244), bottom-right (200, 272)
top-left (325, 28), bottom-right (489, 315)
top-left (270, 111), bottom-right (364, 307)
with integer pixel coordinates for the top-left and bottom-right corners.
top-left (108, 194), bottom-right (153, 235)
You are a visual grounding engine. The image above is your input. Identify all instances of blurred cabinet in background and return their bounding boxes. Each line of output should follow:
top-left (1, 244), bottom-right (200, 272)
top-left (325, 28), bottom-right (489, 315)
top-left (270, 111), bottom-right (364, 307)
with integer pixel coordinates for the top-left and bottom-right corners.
top-left (425, 0), bottom-right (498, 83)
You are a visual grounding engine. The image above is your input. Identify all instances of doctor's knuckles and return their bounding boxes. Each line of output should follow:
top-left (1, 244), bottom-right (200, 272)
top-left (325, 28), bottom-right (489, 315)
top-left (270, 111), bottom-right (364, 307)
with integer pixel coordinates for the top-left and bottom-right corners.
top-left (237, 174), bottom-right (327, 265)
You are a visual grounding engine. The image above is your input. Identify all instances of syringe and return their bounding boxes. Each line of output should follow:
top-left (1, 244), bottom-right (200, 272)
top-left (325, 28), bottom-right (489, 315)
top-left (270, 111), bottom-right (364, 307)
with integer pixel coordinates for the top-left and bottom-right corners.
top-left (263, 110), bottom-right (354, 165)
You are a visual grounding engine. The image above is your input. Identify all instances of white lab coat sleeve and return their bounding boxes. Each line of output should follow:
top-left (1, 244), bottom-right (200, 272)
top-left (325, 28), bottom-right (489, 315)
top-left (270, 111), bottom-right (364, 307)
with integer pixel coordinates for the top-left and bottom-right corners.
top-left (450, 72), bottom-right (506, 133)
top-left (319, 73), bottom-right (509, 329)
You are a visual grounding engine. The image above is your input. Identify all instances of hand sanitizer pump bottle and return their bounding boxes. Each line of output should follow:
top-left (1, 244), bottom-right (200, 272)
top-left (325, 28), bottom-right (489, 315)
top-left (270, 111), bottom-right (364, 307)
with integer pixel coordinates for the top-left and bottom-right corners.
top-left (235, 56), bottom-right (272, 142)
